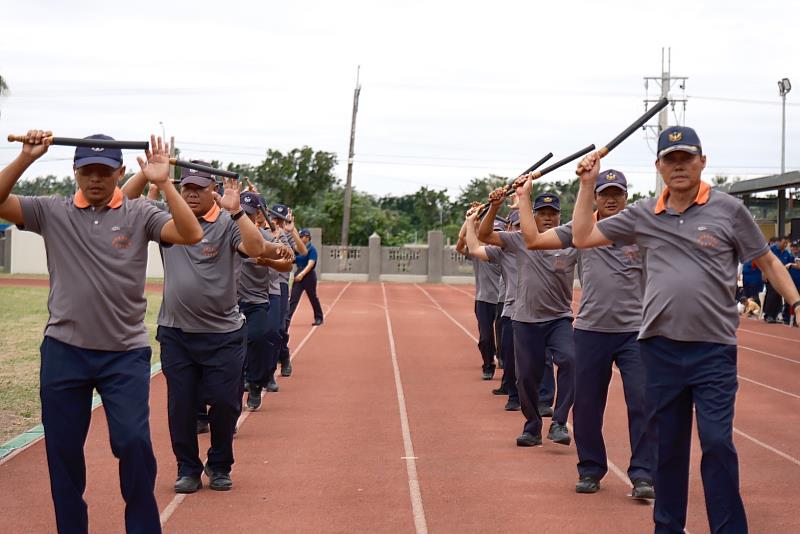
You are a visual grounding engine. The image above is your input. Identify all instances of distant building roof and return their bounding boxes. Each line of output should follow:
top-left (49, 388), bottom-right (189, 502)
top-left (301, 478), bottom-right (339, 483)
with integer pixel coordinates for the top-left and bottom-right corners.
top-left (714, 171), bottom-right (800, 195)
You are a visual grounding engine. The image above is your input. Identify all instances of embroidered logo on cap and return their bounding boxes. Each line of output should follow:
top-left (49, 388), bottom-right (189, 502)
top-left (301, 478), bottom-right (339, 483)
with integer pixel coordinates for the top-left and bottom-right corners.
top-left (91, 147), bottom-right (105, 152)
top-left (244, 197), bottom-right (251, 203)
top-left (543, 197), bottom-right (553, 203)
top-left (606, 173), bottom-right (617, 181)
top-left (668, 131), bottom-right (683, 142)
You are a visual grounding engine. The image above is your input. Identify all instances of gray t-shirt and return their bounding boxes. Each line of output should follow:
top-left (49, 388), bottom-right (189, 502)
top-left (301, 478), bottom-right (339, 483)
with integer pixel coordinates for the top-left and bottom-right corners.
top-left (278, 232), bottom-right (296, 285)
top-left (498, 230), bottom-right (577, 323)
top-left (471, 257), bottom-right (502, 304)
top-left (596, 185), bottom-right (769, 345)
top-left (498, 274), bottom-right (506, 305)
top-left (268, 231), bottom-right (291, 296)
top-left (18, 192), bottom-right (171, 351)
top-left (158, 204), bottom-right (244, 333)
top-left (237, 227), bottom-right (272, 304)
top-left (485, 244), bottom-right (518, 318)
top-left (574, 243), bottom-right (644, 333)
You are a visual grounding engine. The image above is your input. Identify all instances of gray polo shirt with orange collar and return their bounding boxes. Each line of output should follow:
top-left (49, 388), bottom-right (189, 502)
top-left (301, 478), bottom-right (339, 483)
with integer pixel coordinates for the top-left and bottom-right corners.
top-left (485, 244), bottom-right (518, 318)
top-left (237, 227), bottom-right (272, 305)
top-left (596, 182), bottom-right (768, 345)
top-left (498, 230), bottom-right (577, 323)
top-left (18, 188), bottom-right (172, 351)
top-left (157, 202), bottom-right (244, 333)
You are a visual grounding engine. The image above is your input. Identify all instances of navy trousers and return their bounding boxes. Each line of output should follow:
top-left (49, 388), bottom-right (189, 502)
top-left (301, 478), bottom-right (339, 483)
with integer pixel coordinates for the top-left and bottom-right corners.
top-left (288, 270), bottom-right (323, 322)
top-left (539, 350), bottom-right (556, 408)
top-left (240, 301), bottom-right (272, 387)
top-left (498, 316), bottom-right (519, 402)
top-left (640, 336), bottom-right (747, 534)
top-left (278, 282), bottom-right (291, 364)
top-left (157, 326), bottom-right (246, 477)
top-left (264, 293), bottom-right (284, 378)
top-left (573, 329), bottom-right (653, 483)
top-left (40, 336), bottom-right (160, 534)
top-left (474, 300), bottom-right (498, 373)
top-left (494, 302), bottom-right (504, 365)
top-left (512, 318), bottom-right (575, 435)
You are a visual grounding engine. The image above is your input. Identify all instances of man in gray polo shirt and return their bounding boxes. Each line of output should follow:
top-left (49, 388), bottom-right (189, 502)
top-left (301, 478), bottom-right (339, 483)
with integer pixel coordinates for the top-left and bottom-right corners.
top-left (516, 170), bottom-right (654, 500)
top-left (123, 165), bottom-right (291, 494)
top-left (572, 126), bottom-right (800, 533)
top-left (463, 210), bottom-right (521, 411)
top-left (458, 216), bottom-right (503, 379)
top-left (479, 191), bottom-right (575, 448)
top-left (0, 131), bottom-right (202, 533)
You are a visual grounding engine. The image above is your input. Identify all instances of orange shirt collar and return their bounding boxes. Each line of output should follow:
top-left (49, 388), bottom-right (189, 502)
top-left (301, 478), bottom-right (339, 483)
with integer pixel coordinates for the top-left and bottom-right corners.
top-left (201, 202), bottom-right (221, 223)
top-left (654, 181), bottom-right (711, 214)
top-left (73, 187), bottom-right (124, 209)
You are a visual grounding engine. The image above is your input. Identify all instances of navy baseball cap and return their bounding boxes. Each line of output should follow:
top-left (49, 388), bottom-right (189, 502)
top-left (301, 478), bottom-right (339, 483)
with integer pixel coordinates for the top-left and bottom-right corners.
top-left (180, 161), bottom-right (215, 188)
top-left (493, 217), bottom-right (506, 231)
top-left (595, 169), bottom-right (628, 193)
top-left (299, 228), bottom-right (311, 238)
top-left (271, 204), bottom-right (290, 221)
top-left (74, 134), bottom-right (123, 169)
top-left (533, 193), bottom-right (561, 212)
top-left (240, 191), bottom-right (260, 214)
top-left (508, 209), bottom-right (520, 226)
top-left (657, 126), bottom-right (702, 159)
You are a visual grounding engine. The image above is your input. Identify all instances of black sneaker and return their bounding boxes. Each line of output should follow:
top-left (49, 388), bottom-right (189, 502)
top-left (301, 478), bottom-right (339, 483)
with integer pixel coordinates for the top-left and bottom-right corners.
top-left (631, 479), bottom-right (655, 500)
top-left (312, 318), bottom-right (323, 326)
top-left (204, 465), bottom-right (233, 491)
top-left (265, 377), bottom-right (279, 392)
top-left (575, 476), bottom-right (600, 494)
top-left (174, 475), bottom-right (202, 494)
top-left (547, 422), bottom-right (571, 445)
top-left (246, 385), bottom-right (262, 411)
top-left (196, 419), bottom-right (210, 434)
top-left (538, 403), bottom-right (554, 417)
top-left (492, 386), bottom-right (508, 396)
top-left (280, 359), bottom-right (293, 377)
top-left (497, 358), bottom-right (504, 369)
top-left (504, 399), bottom-right (521, 411)
top-left (516, 432), bottom-right (542, 447)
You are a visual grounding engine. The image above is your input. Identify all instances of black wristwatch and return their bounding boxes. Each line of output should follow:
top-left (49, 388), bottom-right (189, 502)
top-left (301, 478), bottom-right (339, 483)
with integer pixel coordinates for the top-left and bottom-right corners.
top-left (231, 209), bottom-right (245, 221)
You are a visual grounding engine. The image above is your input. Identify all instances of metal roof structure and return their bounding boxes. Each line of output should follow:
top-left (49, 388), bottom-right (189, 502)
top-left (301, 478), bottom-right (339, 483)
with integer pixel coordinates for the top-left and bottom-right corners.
top-left (714, 171), bottom-right (800, 195)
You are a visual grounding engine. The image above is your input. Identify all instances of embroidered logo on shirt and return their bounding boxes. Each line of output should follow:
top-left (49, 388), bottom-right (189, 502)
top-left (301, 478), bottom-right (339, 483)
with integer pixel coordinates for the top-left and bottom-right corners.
top-left (697, 231), bottom-right (719, 249)
top-left (111, 226), bottom-right (121, 232)
top-left (112, 235), bottom-right (131, 249)
top-left (202, 246), bottom-right (219, 258)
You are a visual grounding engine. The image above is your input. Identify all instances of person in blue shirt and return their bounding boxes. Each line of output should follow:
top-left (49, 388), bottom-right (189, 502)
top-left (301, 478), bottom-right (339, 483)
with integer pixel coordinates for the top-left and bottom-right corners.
top-left (784, 241), bottom-right (800, 326)
top-left (287, 229), bottom-right (324, 326)
top-left (764, 236), bottom-right (794, 323)
top-left (741, 261), bottom-right (764, 300)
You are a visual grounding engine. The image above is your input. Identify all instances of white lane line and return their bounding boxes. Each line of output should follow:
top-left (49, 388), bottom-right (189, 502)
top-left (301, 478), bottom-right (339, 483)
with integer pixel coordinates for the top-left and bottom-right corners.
top-left (739, 345), bottom-right (800, 365)
top-left (445, 284), bottom-right (475, 299)
top-left (733, 428), bottom-right (800, 467)
top-left (159, 283), bottom-right (352, 527)
top-left (416, 284), bottom-right (478, 343)
top-left (381, 283), bottom-right (429, 534)
top-left (738, 375), bottom-right (800, 400)
top-left (738, 327), bottom-right (800, 343)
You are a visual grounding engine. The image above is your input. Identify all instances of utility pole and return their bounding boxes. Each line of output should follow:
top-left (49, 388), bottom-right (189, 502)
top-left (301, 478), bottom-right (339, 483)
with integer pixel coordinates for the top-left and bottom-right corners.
top-left (778, 77), bottom-right (792, 235)
top-left (644, 48), bottom-right (687, 196)
top-left (340, 66), bottom-right (361, 252)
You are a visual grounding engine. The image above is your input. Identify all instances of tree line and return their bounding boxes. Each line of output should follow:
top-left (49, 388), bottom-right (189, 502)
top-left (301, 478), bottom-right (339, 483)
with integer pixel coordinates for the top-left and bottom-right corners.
top-left (11, 145), bottom-right (654, 246)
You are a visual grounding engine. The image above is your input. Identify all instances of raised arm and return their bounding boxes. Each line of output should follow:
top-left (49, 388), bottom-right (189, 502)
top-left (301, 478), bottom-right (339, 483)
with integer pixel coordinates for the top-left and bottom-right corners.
top-left (0, 130), bottom-right (53, 225)
top-left (464, 212), bottom-right (490, 261)
top-left (516, 177), bottom-right (567, 250)
top-left (285, 209), bottom-right (308, 255)
top-left (455, 220), bottom-right (469, 254)
top-left (573, 152), bottom-right (613, 248)
top-left (476, 188), bottom-right (506, 247)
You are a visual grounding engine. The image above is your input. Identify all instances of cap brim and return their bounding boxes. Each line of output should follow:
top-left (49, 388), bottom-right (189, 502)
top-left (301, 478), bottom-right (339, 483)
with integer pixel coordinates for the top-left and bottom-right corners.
top-left (533, 204), bottom-right (561, 212)
top-left (241, 204), bottom-right (259, 215)
top-left (595, 183), bottom-right (627, 193)
top-left (658, 145), bottom-right (701, 158)
top-left (74, 156), bottom-right (122, 169)
top-left (180, 176), bottom-right (215, 188)
top-left (271, 212), bottom-right (289, 221)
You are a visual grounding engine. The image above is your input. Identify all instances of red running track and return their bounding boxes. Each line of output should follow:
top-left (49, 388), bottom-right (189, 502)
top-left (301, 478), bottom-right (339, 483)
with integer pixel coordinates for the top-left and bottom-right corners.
top-left (0, 282), bottom-right (798, 533)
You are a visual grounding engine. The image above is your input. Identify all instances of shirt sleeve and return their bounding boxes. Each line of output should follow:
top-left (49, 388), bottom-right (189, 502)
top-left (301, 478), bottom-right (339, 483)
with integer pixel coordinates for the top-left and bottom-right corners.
top-left (553, 222), bottom-right (574, 249)
top-left (485, 245), bottom-right (501, 264)
top-left (228, 218), bottom-right (243, 252)
top-left (596, 204), bottom-right (638, 246)
top-left (730, 201), bottom-right (769, 263)
top-left (16, 196), bottom-right (59, 235)
top-left (308, 245), bottom-right (318, 262)
top-left (137, 198), bottom-right (173, 244)
top-left (498, 231), bottom-right (524, 252)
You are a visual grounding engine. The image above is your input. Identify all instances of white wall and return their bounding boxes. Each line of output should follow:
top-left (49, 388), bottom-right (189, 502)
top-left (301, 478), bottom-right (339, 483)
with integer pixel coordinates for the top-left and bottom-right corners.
top-left (8, 226), bottom-right (165, 278)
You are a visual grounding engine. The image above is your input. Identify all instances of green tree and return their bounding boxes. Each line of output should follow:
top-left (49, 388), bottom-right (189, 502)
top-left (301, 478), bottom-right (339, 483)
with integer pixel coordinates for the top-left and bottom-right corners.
top-left (0, 75), bottom-right (9, 119)
top-left (12, 175), bottom-right (77, 196)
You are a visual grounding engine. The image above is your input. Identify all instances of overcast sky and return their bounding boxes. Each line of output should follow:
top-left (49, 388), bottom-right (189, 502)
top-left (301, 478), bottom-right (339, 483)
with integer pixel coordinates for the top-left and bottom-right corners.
top-left (1, 0), bottom-right (798, 200)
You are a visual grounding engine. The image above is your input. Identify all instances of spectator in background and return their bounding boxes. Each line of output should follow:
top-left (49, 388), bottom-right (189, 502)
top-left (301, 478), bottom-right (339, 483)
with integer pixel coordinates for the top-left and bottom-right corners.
top-left (288, 229), bottom-right (324, 326)
top-left (785, 241), bottom-right (800, 327)
top-left (741, 260), bottom-right (764, 301)
top-left (763, 236), bottom-right (793, 323)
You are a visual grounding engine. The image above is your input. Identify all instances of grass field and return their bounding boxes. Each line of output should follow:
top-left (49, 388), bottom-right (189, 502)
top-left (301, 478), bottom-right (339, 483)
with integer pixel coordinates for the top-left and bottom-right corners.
top-left (0, 286), bottom-right (163, 445)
